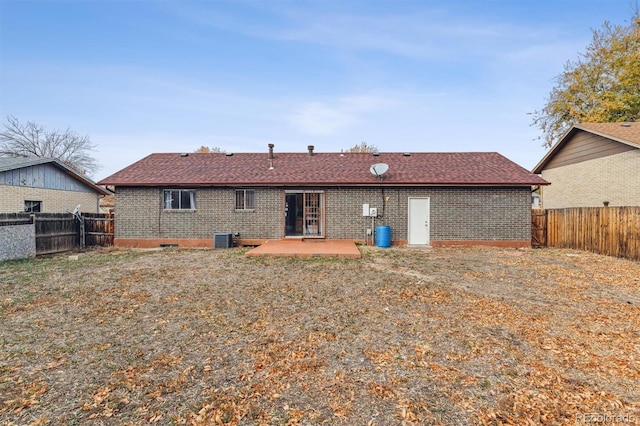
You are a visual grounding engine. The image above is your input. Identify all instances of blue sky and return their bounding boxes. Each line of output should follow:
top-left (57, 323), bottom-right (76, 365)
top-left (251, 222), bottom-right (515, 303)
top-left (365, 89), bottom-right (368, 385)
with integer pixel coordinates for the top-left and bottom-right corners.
top-left (0, 0), bottom-right (635, 180)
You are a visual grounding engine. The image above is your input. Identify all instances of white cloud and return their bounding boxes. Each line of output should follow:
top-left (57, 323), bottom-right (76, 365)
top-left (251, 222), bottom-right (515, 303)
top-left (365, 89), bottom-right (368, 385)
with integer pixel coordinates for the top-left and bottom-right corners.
top-left (289, 102), bottom-right (351, 135)
top-left (165, 2), bottom-right (573, 64)
top-left (7, 0), bottom-right (613, 179)
top-left (288, 93), bottom-right (396, 135)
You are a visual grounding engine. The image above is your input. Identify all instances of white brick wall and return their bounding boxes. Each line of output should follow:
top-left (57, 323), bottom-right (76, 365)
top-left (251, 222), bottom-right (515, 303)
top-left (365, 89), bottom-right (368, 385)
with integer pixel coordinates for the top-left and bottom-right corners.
top-left (0, 185), bottom-right (100, 213)
top-left (541, 150), bottom-right (640, 208)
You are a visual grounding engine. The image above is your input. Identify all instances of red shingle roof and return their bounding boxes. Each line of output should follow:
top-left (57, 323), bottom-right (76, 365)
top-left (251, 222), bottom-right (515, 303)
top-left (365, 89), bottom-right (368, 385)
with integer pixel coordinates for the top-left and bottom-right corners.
top-left (98, 152), bottom-right (548, 187)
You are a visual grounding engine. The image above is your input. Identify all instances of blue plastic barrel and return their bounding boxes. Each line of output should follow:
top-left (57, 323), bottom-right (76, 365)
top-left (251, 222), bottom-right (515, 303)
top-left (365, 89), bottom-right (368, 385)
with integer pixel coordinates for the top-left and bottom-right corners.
top-left (376, 225), bottom-right (391, 248)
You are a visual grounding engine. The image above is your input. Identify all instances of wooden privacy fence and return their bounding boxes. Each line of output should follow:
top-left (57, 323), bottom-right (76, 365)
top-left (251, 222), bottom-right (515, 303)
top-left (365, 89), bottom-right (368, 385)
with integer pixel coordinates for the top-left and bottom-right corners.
top-left (36, 212), bottom-right (114, 254)
top-left (531, 209), bottom-right (546, 248)
top-left (35, 213), bottom-right (80, 255)
top-left (0, 212), bottom-right (114, 257)
top-left (536, 207), bottom-right (640, 261)
top-left (0, 213), bottom-right (32, 226)
top-left (83, 212), bottom-right (114, 247)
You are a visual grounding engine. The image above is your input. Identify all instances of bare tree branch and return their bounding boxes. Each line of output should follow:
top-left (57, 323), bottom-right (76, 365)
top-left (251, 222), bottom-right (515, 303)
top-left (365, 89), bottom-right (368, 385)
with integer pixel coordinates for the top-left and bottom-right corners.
top-left (0, 115), bottom-right (99, 176)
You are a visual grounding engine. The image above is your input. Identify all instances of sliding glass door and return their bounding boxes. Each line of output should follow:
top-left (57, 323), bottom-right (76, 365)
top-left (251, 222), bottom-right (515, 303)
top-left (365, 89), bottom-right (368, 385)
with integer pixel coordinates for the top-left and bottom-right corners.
top-left (284, 191), bottom-right (324, 237)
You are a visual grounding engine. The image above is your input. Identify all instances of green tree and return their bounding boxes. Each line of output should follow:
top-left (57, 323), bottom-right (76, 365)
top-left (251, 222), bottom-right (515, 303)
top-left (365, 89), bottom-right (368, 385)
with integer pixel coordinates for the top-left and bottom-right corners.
top-left (0, 115), bottom-right (99, 176)
top-left (348, 142), bottom-right (379, 153)
top-left (532, 11), bottom-right (640, 148)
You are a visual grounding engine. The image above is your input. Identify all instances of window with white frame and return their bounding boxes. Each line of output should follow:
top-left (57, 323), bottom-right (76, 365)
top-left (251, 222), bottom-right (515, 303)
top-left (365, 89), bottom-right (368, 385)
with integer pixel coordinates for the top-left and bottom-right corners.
top-left (163, 189), bottom-right (196, 210)
top-left (235, 189), bottom-right (255, 210)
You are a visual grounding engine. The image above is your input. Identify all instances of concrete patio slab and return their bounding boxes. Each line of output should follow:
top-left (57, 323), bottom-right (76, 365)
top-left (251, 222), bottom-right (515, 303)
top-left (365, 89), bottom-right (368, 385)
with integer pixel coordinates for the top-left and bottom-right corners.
top-left (245, 239), bottom-right (361, 258)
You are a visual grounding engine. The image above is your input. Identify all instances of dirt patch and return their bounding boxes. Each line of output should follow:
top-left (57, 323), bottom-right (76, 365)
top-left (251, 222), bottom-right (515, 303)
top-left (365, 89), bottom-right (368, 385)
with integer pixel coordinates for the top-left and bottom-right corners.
top-left (1, 246), bottom-right (639, 425)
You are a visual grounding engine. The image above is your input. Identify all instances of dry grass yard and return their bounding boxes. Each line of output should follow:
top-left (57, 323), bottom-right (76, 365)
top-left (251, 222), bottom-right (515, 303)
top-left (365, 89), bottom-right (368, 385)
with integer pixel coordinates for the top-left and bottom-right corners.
top-left (1, 246), bottom-right (639, 425)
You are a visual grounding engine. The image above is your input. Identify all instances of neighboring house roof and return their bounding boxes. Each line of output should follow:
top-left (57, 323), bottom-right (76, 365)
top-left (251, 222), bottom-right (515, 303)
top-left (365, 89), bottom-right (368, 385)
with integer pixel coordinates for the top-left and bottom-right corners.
top-left (533, 122), bottom-right (640, 174)
top-left (0, 157), bottom-right (111, 195)
top-left (98, 151), bottom-right (548, 187)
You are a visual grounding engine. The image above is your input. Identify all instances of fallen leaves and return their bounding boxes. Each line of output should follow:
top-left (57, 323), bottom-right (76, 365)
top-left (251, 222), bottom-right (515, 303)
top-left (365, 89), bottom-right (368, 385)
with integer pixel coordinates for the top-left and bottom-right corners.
top-left (1, 379), bottom-right (49, 415)
top-left (478, 362), bottom-right (634, 425)
top-left (1, 246), bottom-right (639, 424)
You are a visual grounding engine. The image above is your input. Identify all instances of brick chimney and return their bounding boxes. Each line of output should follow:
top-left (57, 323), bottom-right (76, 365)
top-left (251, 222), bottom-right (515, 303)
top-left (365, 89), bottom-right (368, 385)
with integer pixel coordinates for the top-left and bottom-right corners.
top-left (307, 145), bottom-right (314, 156)
top-left (268, 143), bottom-right (274, 160)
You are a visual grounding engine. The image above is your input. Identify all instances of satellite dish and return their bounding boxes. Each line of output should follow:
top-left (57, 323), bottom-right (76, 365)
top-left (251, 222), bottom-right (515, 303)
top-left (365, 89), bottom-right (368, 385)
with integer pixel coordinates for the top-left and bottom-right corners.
top-left (370, 163), bottom-right (389, 180)
top-left (72, 205), bottom-right (81, 215)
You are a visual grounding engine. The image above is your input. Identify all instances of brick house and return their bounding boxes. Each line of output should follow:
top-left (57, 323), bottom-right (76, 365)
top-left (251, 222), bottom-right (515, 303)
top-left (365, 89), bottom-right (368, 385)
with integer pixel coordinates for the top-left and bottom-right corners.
top-left (533, 122), bottom-right (640, 208)
top-left (0, 157), bottom-right (111, 213)
top-left (98, 146), bottom-right (548, 248)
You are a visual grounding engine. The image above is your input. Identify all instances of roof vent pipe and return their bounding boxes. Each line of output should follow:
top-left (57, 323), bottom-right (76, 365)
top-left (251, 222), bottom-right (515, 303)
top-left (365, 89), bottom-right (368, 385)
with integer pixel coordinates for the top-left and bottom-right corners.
top-left (307, 145), bottom-right (314, 156)
top-left (268, 143), bottom-right (274, 160)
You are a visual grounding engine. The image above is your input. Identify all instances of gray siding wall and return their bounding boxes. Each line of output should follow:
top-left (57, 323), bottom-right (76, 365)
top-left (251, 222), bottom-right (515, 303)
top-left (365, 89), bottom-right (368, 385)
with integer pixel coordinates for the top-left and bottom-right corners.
top-left (116, 186), bottom-right (531, 242)
top-left (0, 163), bottom-right (93, 192)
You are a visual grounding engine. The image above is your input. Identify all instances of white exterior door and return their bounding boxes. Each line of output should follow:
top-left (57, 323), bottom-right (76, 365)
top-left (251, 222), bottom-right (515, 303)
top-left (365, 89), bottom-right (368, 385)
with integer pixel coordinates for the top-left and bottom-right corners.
top-left (408, 197), bottom-right (430, 245)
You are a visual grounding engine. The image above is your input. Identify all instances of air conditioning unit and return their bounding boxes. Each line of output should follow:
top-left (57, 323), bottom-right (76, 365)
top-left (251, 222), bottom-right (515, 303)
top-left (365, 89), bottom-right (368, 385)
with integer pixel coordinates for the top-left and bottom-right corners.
top-left (214, 233), bottom-right (233, 249)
